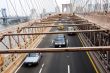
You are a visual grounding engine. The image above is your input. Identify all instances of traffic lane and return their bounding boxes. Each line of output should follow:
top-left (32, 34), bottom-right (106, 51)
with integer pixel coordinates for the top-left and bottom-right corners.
top-left (36, 34), bottom-right (69, 73)
top-left (17, 26), bottom-right (57, 73)
top-left (40, 24), bottom-right (96, 73)
top-left (17, 33), bottom-right (54, 73)
top-left (41, 34), bottom-right (96, 73)
top-left (66, 34), bottom-right (96, 73)
top-left (65, 52), bottom-right (96, 73)
top-left (17, 27), bottom-right (96, 73)
top-left (45, 53), bottom-right (68, 73)
top-left (67, 35), bottom-right (80, 47)
top-left (45, 52), bottom-right (96, 73)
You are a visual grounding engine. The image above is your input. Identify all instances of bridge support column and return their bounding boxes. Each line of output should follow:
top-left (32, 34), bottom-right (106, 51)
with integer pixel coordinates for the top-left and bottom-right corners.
top-left (3, 18), bottom-right (7, 24)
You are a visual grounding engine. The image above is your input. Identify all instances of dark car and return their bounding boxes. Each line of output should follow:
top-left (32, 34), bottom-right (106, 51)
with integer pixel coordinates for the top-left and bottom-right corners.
top-left (53, 34), bottom-right (67, 48)
top-left (67, 27), bottom-right (76, 35)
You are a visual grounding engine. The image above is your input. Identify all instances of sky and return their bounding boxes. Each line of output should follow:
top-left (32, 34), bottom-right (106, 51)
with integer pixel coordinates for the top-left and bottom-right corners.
top-left (1, 0), bottom-right (106, 17)
top-left (0, 0), bottom-right (71, 17)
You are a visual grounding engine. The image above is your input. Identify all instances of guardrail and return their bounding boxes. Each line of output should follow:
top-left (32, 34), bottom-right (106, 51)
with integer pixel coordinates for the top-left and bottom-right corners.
top-left (0, 19), bottom-right (53, 73)
top-left (76, 18), bottom-right (110, 73)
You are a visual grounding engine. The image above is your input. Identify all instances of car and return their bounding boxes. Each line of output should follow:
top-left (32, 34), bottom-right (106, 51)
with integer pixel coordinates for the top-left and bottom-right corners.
top-left (67, 26), bottom-right (76, 35)
top-left (53, 34), bottom-right (67, 48)
top-left (57, 23), bottom-right (64, 30)
top-left (57, 34), bottom-right (65, 38)
top-left (23, 53), bottom-right (41, 66)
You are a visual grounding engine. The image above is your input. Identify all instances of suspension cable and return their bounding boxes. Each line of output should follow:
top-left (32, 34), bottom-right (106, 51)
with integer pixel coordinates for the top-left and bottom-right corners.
top-left (30, 0), bottom-right (39, 18)
top-left (5, 0), bottom-right (10, 16)
top-left (78, 0), bottom-right (90, 14)
top-left (34, 0), bottom-right (41, 16)
top-left (55, 0), bottom-right (60, 12)
top-left (25, 0), bottom-right (31, 10)
top-left (82, 0), bottom-right (90, 9)
top-left (35, 0), bottom-right (41, 14)
top-left (18, 0), bottom-right (27, 16)
top-left (9, 0), bottom-right (18, 16)
top-left (38, 0), bottom-right (43, 11)
top-left (72, 0), bottom-right (76, 13)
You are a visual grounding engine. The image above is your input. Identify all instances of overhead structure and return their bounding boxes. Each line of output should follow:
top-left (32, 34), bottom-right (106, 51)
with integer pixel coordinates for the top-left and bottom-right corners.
top-left (0, 46), bottom-right (110, 53)
top-left (62, 3), bottom-right (72, 13)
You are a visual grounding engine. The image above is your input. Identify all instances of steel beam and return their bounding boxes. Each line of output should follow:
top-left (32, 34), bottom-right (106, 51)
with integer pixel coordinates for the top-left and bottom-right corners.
top-left (35, 22), bottom-right (52, 24)
top-left (0, 46), bottom-right (110, 53)
top-left (4, 29), bottom-right (106, 36)
top-left (23, 24), bottom-right (93, 28)
top-left (0, 35), bottom-right (5, 41)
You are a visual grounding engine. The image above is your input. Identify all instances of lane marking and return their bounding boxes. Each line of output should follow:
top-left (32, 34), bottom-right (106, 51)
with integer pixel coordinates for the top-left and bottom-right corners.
top-left (42, 63), bottom-right (44, 67)
top-left (68, 65), bottom-right (70, 73)
top-left (78, 35), bottom-right (99, 73)
top-left (14, 61), bottom-right (24, 73)
top-left (39, 63), bottom-right (45, 73)
top-left (86, 52), bottom-right (99, 73)
top-left (39, 68), bottom-right (42, 73)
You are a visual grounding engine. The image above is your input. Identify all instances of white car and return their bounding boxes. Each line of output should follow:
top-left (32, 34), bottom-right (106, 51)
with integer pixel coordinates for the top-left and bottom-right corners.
top-left (23, 53), bottom-right (41, 66)
top-left (53, 34), bottom-right (67, 48)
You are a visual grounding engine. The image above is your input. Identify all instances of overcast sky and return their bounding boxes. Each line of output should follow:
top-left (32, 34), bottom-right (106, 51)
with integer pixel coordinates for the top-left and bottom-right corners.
top-left (0, 0), bottom-right (105, 17)
top-left (0, 0), bottom-right (71, 16)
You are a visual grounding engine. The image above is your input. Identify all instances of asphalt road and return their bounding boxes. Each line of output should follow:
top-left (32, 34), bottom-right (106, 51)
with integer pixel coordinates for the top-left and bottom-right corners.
top-left (17, 27), bottom-right (96, 73)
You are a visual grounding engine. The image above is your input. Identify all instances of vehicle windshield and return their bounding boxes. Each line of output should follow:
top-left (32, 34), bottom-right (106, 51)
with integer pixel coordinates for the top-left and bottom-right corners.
top-left (68, 27), bottom-right (73, 30)
top-left (57, 35), bottom-right (64, 38)
top-left (55, 38), bottom-right (64, 42)
top-left (28, 53), bottom-right (38, 57)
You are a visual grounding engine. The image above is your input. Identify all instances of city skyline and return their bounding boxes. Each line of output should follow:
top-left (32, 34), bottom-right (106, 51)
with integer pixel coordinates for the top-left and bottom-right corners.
top-left (0, 0), bottom-right (70, 17)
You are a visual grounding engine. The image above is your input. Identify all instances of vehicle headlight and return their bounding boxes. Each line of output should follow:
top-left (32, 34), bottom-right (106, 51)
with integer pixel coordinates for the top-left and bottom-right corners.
top-left (55, 43), bottom-right (58, 44)
top-left (62, 43), bottom-right (65, 44)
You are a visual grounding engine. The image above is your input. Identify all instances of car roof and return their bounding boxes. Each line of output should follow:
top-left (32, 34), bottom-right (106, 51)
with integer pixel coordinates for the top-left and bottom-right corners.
top-left (55, 37), bottom-right (65, 42)
top-left (57, 34), bottom-right (65, 36)
top-left (68, 27), bottom-right (73, 28)
top-left (58, 23), bottom-right (63, 25)
top-left (27, 53), bottom-right (39, 57)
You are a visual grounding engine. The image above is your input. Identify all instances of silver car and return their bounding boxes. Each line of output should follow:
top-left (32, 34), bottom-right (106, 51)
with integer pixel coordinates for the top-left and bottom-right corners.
top-left (24, 53), bottom-right (41, 66)
top-left (53, 35), bottom-right (67, 48)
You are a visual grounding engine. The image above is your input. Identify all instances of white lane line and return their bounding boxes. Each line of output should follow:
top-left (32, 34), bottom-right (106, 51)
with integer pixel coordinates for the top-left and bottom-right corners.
top-left (39, 63), bottom-right (45, 73)
top-left (68, 65), bottom-right (70, 73)
top-left (14, 61), bottom-right (24, 73)
top-left (39, 68), bottom-right (43, 73)
top-left (42, 63), bottom-right (44, 67)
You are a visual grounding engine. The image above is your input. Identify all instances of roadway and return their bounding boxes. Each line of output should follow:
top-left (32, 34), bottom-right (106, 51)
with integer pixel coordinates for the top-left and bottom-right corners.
top-left (17, 26), bottom-right (96, 73)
